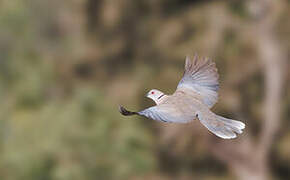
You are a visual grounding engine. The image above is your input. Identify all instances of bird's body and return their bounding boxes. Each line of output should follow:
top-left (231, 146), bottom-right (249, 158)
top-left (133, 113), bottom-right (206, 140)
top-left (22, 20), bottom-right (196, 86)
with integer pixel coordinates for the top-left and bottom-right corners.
top-left (119, 55), bottom-right (245, 139)
top-left (142, 89), bottom-right (201, 123)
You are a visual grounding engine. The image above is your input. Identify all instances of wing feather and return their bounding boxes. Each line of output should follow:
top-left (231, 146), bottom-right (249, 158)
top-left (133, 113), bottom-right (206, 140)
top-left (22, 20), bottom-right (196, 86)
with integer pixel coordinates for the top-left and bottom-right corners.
top-left (177, 55), bottom-right (219, 108)
top-left (138, 106), bottom-right (173, 123)
top-left (138, 105), bottom-right (193, 123)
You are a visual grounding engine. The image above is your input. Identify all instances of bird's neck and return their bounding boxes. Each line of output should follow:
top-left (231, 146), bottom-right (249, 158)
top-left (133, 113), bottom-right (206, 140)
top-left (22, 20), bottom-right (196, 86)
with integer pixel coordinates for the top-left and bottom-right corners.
top-left (154, 94), bottom-right (168, 105)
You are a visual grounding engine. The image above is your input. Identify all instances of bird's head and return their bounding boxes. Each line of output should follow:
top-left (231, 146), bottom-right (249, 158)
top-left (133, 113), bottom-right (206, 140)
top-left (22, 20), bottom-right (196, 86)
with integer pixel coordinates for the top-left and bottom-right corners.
top-left (146, 89), bottom-right (165, 104)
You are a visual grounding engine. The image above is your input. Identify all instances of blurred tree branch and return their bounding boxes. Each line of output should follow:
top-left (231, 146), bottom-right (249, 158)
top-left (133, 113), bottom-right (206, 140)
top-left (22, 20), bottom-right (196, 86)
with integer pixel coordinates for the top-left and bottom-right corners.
top-left (211, 0), bottom-right (287, 180)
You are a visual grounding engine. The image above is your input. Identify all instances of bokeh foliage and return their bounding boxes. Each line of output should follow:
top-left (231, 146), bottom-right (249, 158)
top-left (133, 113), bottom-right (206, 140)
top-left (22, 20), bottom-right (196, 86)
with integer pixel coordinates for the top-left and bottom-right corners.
top-left (0, 0), bottom-right (289, 180)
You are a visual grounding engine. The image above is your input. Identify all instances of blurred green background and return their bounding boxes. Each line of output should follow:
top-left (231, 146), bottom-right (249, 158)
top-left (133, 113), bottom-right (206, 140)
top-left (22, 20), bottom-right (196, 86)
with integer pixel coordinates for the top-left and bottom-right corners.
top-left (0, 0), bottom-right (289, 179)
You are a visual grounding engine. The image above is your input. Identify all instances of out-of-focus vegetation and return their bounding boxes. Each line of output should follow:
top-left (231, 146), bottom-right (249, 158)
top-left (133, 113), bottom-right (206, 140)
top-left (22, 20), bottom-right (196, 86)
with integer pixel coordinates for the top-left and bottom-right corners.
top-left (0, 0), bottom-right (289, 180)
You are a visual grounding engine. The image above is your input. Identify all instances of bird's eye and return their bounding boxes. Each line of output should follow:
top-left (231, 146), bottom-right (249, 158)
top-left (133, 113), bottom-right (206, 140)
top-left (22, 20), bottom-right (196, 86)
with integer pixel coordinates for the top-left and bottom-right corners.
top-left (151, 91), bottom-right (154, 94)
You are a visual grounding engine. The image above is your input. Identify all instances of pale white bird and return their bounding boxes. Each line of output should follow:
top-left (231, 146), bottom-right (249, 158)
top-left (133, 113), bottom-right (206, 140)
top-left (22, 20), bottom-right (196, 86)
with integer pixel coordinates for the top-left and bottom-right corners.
top-left (119, 55), bottom-right (245, 139)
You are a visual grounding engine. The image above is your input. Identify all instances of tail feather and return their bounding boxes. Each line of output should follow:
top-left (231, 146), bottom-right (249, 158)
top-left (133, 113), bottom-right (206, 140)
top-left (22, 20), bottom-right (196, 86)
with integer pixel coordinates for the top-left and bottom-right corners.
top-left (220, 117), bottom-right (245, 130)
top-left (198, 112), bottom-right (245, 139)
top-left (214, 115), bottom-right (245, 139)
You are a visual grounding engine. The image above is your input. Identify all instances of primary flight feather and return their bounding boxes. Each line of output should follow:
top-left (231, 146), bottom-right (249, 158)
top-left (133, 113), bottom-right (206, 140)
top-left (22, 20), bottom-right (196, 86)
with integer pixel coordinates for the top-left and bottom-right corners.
top-left (119, 55), bottom-right (245, 139)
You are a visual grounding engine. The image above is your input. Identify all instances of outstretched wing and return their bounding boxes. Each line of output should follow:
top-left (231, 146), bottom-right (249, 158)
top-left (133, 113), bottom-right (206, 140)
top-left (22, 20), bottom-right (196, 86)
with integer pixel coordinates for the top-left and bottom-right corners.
top-left (138, 105), bottom-right (194, 123)
top-left (177, 55), bottom-right (219, 108)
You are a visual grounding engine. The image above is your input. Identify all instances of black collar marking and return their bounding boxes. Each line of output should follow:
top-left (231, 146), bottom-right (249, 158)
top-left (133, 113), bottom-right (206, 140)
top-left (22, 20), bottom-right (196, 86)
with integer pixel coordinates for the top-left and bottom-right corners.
top-left (157, 94), bottom-right (165, 100)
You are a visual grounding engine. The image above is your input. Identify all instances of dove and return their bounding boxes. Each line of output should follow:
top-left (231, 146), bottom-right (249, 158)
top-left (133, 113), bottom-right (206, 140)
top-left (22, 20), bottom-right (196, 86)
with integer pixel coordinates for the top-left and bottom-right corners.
top-left (119, 55), bottom-right (245, 139)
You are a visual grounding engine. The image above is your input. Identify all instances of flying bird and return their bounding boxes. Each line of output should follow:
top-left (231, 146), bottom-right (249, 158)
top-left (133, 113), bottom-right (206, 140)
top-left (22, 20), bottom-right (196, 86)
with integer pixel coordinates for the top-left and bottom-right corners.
top-left (119, 55), bottom-right (245, 139)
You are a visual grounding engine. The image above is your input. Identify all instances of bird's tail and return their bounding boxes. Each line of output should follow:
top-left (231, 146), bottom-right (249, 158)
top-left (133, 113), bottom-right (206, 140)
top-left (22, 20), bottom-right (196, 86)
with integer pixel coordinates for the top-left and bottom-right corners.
top-left (119, 106), bottom-right (138, 116)
top-left (198, 112), bottom-right (245, 139)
